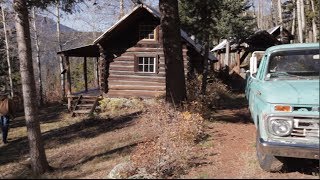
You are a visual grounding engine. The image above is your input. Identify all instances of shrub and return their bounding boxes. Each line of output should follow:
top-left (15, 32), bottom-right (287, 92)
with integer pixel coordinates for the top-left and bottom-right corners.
top-left (99, 97), bottom-right (145, 117)
top-left (130, 102), bottom-right (204, 178)
top-left (185, 72), bottom-right (234, 119)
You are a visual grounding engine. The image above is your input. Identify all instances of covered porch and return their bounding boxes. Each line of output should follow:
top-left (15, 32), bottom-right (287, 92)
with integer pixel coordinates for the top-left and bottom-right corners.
top-left (57, 44), bottom-right (107, 114)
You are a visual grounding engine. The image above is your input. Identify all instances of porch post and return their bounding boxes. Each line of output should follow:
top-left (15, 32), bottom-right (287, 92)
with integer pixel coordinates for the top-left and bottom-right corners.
top-left (236, 50), bottom-right (241, 74)
top-left (83, 56), bottom-right (88, 92)
top-left (98, 44), bottom-right (109, 94)
top-left (225, 40), bottom-right (230, 67)
top-left (65, 56), bottom-right (72, 111)
top-left (96, 57), bottom-right (99, 87)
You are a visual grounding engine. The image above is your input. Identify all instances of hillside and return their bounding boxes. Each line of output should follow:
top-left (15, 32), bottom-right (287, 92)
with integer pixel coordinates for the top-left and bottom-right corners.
top-left (0, 10), bottom-right (102, 99)
top-left (34, 15), bottom-right (77, 34)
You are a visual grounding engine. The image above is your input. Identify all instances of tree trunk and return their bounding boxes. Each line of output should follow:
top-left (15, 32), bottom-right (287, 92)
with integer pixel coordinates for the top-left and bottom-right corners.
top-left (119, 0), bottom-right (124, 19)
top-left (257, 0), bottom-right (262, 29)
top-left (277, 0), bottom-right (283, 41)
top-left (159, 0), bottom-right (186, 106)
top-left (13, 0), bottom-right (50, 175)
top-left (1, 6), bottom-right (14, 98)
top-left (201, 39), bottom-right (209, 95)
top-left (277, 0), bottom-right (282, 24)
top-left (310, 0), bottom-right (318, 42)
top-left (300, 0), bottom-right (305, 33)
top-left (98, 44), bottom-right (109, 94)
top-left (56, 0), bottom-right (65, 99)
top-left (291, 1), bottom-right (296, 40)
top-left (32, 7), bottom-right (43, 106)
top-left (271, 0), bottom-right (278, 26)
top-left (297, 0), bottom-right (303, 43)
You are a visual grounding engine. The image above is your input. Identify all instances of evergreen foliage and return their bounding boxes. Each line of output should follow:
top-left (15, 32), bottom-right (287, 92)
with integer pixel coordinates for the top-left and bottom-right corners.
top-left (179, 0), bottom-right (256, 44)
top-left (179, 0), bottom-right (221, 43)
top-left (215, 0), bottom-right (255, 42)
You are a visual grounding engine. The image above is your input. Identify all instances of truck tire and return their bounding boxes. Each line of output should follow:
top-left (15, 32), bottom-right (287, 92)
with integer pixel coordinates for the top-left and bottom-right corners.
top-left (256, 131), bottom-right (284, 172)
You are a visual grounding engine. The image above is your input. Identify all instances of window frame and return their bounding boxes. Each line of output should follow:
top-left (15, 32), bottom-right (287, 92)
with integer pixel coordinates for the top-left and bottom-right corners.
top-left (138, 24), bottom-right (158, 41)
top-left (134, 54), bottom-right (159, 74)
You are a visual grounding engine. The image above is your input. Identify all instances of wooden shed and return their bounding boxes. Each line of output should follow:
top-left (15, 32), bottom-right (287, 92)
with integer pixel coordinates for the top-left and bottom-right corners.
top-left (58, 4), bottom-right (217, 112)
top-left (210, 25), bottom-right (294, 91)
top-left (211, 25), bottom-right (294, 75)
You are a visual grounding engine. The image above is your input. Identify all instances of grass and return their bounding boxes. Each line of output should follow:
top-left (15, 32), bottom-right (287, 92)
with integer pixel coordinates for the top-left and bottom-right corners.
top-left (198, 173), bottom-right (210, 179)
top-left (238, 151), bottom-right (259, 178)
top-left (0, 97), bottom-right (205, 179)
top-left (199, 140), bottom-right (214, 148)
top-left (2, 78), bottom-right (317, 179)
top-left (0, 100), bottom-right (145, 178)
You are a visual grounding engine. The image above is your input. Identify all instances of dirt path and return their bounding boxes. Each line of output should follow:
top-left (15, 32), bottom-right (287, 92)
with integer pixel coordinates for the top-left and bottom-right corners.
top-left (0, 102), bottom-right (318, 179)
top-left (183, 107), bottom-right (319, 179)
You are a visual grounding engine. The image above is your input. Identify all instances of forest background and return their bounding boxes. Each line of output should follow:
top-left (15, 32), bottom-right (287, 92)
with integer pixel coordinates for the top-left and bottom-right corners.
top-left (0, 0), bottom-right (319, 106)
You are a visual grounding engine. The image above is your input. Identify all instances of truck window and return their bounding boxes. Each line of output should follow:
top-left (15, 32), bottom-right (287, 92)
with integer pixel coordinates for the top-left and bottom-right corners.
top-left (267, 49), bottom-right (320, 79)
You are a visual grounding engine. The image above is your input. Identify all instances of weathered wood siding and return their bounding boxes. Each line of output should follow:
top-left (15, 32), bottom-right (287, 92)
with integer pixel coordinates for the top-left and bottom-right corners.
top-left (107, 47), bottom-right (166, 98)
top-left (106, 26), bottom-right (191, 98)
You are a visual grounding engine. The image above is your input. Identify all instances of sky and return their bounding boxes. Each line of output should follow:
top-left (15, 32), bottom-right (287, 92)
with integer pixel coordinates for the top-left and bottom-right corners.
top-left (55, 0), bottom-right (159, 32)
top-left (41, 0), bottom-right (276, 33)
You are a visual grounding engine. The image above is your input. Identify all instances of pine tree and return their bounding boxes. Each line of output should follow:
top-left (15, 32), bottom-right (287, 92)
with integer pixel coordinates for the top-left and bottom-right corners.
top-left (12, 0), bottom-right (84, 175)
top-left (179, 0), bottom-right (255, 94)
top-left (159, 0), bottom-right (186, 106)
top-left (13, 0), bottom-right (50, 174)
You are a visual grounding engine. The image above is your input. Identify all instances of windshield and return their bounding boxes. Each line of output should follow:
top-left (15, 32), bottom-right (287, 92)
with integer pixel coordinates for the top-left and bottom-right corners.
top-left (266, 49), bottom-right (320, 80)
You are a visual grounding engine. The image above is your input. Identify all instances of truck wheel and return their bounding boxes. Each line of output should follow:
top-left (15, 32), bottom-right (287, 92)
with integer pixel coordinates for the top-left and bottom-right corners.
top-left (256, 131), bottom-right (284, 172)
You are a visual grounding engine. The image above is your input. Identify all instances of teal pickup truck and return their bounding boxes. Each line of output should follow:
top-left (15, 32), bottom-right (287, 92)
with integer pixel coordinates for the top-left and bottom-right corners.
top-left (245, 43), bottom-right (319, 172)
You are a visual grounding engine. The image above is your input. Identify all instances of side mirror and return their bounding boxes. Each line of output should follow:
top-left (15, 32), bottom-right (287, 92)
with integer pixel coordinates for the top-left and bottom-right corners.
top-left (250, 56), bottom-right (257, 78)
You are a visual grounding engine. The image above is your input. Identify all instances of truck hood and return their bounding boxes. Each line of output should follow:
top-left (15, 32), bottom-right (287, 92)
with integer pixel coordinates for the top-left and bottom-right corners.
top-left (261, 80), bottom-right (319, 104)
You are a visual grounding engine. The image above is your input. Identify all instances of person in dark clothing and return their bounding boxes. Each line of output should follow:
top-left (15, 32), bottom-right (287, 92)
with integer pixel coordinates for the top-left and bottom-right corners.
top-left (0, 115), bottom-right (9, 144)
top-left (0, 94), bottom-right (14, 144)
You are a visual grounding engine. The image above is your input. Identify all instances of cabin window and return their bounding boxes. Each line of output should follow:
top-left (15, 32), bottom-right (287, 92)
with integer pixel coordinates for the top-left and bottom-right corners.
top-left (137, 57), bottom-right (156, 73)
top-left (139, 25), bottom-right (156, 40)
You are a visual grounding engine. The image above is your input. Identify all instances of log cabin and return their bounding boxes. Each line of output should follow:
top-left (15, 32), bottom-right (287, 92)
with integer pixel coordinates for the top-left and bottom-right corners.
top-left (57, 4), bottom-right (217, 112)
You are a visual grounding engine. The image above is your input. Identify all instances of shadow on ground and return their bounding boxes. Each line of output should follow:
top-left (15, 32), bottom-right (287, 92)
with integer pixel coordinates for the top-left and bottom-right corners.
top-left (10, 105), bottom-right (66, 129)
top-left (208, 108), bottom-right (253, 124)
top-left (280, 158), bottom-right (320, 176)
top-left (8, 142), bottom-right (139, 179)
top-left (10, 142), bottom-right (139, 179)
top-left (0, 108), bottom-right (141, 166)
top-left (60, 142), bottom-right (138, 172)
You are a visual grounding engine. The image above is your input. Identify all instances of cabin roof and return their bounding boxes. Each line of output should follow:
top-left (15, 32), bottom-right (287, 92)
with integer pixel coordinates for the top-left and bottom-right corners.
top-left (211, 39), bottom-right (228, 52)
top-left (93, 4), bottom-right (160, 45)
top-left (267, 25), bottom-right (294, 40)
top-left (210, 25), bottom-right (294, 53)
top-left (245, 30), bottom-right (281, 50)
top-left (58, 4), bottom-right (217, 61)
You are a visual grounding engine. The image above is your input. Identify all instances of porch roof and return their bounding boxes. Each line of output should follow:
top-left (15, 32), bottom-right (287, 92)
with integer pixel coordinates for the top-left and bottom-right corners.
top-left (57, 44), bottom-right (99, 57)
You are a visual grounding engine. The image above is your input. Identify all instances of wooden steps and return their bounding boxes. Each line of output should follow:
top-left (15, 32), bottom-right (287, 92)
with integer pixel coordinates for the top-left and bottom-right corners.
top-left (70, 95), bottom-right (102, 117)
top-left (73, 109), bottom-right (90, 114)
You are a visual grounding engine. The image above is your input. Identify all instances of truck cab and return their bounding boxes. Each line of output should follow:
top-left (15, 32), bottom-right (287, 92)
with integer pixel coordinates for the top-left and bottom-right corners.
top-left (245, 43), bottom-right (320, 172)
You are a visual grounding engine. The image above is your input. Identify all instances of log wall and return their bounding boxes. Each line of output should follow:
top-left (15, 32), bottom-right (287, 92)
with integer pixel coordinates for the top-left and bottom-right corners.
top-left (106, 26), bottom-right (191, 98)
